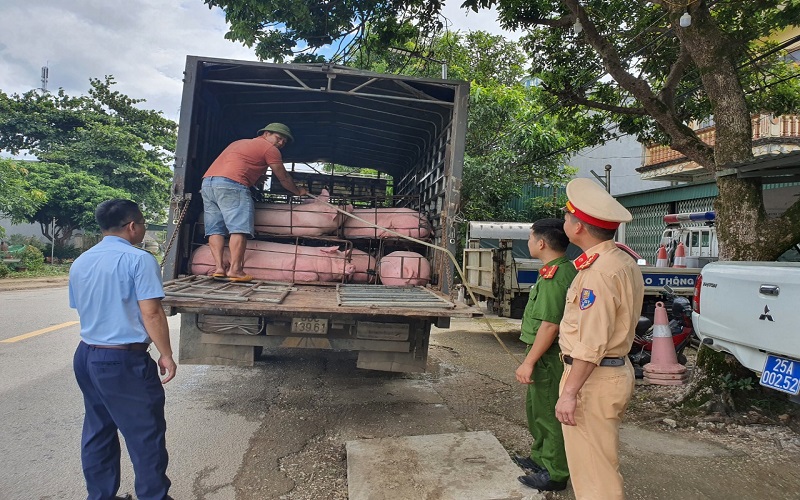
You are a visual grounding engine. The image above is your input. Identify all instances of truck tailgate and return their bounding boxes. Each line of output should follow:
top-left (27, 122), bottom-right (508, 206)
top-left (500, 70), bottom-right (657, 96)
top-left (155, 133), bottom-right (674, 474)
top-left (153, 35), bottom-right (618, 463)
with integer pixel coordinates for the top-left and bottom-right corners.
top-left (694, 262), bottom-right (800, 371)
top-left (162, 277), bottom-right (479, 319)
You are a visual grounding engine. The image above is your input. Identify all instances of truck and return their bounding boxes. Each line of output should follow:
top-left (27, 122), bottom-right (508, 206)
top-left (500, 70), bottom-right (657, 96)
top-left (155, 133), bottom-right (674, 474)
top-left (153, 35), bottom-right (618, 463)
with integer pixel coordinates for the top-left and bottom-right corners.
top-left (161, 56), bottom-right (478, 373)
top-left (658, 211), bottom-right (718, 267)
top-left (692, 261), bottom-right (800, 400)
top-left (462, 220), bottom-right (702, 320)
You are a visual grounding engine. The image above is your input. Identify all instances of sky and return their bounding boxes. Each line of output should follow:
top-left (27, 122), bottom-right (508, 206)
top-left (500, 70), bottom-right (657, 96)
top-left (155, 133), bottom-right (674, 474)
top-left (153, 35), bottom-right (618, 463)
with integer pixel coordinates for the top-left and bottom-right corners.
top-left (0, 0), bottom-right (519, 122)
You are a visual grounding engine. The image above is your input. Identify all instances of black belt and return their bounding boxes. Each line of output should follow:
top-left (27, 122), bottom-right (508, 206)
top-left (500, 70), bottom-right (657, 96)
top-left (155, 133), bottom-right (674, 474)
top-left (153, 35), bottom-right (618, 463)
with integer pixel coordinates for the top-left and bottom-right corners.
top-left (562, 354), bottom-right (625, 367)
top-left (87, 342), bottom-right (149, 351)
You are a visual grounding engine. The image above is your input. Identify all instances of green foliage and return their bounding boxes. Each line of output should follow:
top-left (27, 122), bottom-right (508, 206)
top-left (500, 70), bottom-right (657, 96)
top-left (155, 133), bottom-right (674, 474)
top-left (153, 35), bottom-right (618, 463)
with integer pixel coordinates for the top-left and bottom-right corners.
top-left (43, 243), bottom-right (82, 261)
top-left (6, 263), bottom-right (71, 279)
top-left (348, 30), bottom-right (578, 222)
top-left (208, 0), bottom-right (800, 152)
top-left (23, 162), bottom-right (130, 245)
top-left (719, 373), bottom-right (756, 393)
top-left (0, 159), bottom-right (46, 221)
top-left (0, 263), bottom-right (8, 278)
top-left (205, 0), bottom-right (447, 63)
top-left (6, 234), bottom-right (45, 251)
top-left (523, 194), bottom-right (569, 222)
top-left (0, 77), bottom-right (176, 245)
top-left (17, 245), bottom-right (44, 272)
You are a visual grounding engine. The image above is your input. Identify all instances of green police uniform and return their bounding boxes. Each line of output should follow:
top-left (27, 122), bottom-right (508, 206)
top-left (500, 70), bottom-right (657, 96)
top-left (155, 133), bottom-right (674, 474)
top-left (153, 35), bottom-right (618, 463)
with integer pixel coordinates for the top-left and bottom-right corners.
top-left (520, 255), bottom-right (577, 483)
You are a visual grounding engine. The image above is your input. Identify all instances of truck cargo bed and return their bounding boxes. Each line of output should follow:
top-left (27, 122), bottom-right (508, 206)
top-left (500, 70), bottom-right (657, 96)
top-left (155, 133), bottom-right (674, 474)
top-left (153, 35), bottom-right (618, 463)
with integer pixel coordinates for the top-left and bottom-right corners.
top-left (162, 277), bottom-right (477, 318)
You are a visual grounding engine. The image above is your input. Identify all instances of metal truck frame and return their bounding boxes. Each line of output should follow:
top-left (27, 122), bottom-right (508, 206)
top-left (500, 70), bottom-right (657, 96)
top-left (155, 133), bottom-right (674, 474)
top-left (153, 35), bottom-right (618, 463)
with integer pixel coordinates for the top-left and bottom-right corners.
top-left (161, 56), bottom-right (477, 373)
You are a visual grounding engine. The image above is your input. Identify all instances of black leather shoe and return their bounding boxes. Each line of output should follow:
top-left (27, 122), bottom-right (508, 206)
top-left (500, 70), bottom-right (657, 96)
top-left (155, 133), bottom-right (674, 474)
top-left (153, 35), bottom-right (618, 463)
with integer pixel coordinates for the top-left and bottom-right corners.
top-left (518, 470), bottom-right (567, 491)
top-left (511, 454), bottom-right (545, 473)
top-left (114, 495), bottom-right (133, 500)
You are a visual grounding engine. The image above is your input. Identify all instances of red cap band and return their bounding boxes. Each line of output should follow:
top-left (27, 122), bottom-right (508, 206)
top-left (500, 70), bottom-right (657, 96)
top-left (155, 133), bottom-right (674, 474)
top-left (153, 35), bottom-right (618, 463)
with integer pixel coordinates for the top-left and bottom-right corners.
top-left (565, 200), bottom-right (620, 230)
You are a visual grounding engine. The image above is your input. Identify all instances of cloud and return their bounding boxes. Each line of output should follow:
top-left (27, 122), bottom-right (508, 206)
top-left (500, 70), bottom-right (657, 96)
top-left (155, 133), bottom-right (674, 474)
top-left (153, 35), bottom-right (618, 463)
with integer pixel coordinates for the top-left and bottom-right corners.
top-left (0, 0), bottom-right (255, 120)
top-left (0, 0), bottom-right (518, 121)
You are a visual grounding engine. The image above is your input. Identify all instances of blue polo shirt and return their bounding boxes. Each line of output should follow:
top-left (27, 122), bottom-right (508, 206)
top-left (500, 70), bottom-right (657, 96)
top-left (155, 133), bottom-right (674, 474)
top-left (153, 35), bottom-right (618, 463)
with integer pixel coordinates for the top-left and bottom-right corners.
top-left (69, 235), bottom-right (164, 345)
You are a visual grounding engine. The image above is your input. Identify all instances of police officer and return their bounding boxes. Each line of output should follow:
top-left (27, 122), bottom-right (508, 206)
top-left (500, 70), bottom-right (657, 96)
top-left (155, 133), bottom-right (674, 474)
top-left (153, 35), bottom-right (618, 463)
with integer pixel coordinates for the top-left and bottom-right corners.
top-left (70, 199), bottom-right (176, 500)
top-left (555, 178), bottom-right (644, 500)
top-left (514, 219), bottom-right (577, 492)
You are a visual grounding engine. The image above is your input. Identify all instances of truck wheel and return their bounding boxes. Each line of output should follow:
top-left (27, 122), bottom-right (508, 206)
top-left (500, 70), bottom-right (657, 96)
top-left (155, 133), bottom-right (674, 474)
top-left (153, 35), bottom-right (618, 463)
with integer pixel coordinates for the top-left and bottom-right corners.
top-left (254, 346), bottom-right (263, 359)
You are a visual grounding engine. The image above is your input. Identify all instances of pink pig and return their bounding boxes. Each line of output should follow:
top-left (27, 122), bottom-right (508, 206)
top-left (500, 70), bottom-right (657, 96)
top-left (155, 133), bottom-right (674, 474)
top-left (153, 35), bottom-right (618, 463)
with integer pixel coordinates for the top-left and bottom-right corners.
top-left (343, 208), bottom-right (431, 239)
top-left (378, 251), bottom-right (431, 286)
top-left (348, 248), bottom-right (377, 284)
top-left (191, 240), bottom-right (355, 282)
top-left (253, 189), bottom-right (352, 236)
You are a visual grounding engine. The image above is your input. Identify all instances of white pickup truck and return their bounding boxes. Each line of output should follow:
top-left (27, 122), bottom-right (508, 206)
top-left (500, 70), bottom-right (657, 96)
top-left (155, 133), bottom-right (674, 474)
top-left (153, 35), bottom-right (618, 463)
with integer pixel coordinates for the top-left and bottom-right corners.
top-left (692, 261), bottom-right (800, 399)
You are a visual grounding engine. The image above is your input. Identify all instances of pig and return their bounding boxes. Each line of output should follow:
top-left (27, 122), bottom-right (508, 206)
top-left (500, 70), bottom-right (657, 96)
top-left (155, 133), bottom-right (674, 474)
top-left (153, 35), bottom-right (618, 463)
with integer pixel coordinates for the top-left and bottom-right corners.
top-left (378, 251), bottom-right (431, 286)
top-left (343, 208), bottom-right (432, 239)
top-left (191, 239), bottom-right (355, 283)
top-left (253, 189), bottom-right (352, 236)
top-left (348, 248), bottom-right (377, 284)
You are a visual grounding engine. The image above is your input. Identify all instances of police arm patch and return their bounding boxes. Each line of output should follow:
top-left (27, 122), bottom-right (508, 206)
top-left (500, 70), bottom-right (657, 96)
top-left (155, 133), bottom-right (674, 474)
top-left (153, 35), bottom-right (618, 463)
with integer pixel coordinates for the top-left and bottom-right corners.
top-left (579, 288), bottom-right (596, 310)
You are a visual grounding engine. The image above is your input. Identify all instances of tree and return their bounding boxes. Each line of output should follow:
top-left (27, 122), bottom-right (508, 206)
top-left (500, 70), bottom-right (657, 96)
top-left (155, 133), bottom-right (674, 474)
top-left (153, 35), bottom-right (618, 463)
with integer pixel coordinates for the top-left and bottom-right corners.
top-left (23, 163), bottom-right (129, 247)
top-left (347, 31), bottom-right (578, 221)
top-left (0, 78), bottom-right (176, 240)
top-left (207, 0), bottom-right (800, 260)
top-left (0, 159), bottom-right (46, 236)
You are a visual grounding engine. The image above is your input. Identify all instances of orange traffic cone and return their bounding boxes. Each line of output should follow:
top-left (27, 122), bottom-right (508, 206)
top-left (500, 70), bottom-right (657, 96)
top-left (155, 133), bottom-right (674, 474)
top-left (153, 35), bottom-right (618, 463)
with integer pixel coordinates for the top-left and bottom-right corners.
top-left (643, 302), bottom-right (689, 385)
top-left (655, 244), bottom-right (668, 268)
top-left (673, 242), bottom-right (686, 268)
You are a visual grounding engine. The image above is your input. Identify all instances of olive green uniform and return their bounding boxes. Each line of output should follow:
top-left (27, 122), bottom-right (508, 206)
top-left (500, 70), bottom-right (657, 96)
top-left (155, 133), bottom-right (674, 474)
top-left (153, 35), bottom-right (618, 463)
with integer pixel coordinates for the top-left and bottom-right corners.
top-left (520, 255), bottom-right (577, 483)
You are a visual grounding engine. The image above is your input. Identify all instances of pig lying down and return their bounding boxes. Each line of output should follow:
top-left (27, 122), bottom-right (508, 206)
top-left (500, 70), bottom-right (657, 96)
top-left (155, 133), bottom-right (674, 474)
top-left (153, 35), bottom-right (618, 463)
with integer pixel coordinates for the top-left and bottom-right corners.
top-left (254, 189), bottom-right (351, 236)
top-left (191, 240), bottom-right (355, 282)
top-left (343, 208), bottom-right (432, 239)
top-left (348, 248), bottom-right (377, 284)
top-left (378, 251), bottom-right (431, 286)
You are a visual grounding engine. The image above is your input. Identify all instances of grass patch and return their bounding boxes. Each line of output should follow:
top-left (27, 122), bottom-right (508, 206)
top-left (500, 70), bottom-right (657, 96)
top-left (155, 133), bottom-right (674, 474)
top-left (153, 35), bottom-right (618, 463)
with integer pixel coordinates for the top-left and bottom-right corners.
top-left (4, 264), bottom-right (71, 278)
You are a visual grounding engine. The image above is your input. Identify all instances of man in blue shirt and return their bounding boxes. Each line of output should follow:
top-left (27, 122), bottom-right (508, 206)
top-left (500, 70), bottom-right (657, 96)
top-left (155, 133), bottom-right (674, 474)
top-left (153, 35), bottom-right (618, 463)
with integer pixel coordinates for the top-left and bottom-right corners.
top-left (70, 199), bottom-right (176, 500)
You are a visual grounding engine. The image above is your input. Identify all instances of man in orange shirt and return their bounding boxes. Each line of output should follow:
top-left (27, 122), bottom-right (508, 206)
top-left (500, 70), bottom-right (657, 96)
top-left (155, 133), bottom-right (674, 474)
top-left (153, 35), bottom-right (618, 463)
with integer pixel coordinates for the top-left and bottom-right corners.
top-left (201, 123), bottom-right (307, 282)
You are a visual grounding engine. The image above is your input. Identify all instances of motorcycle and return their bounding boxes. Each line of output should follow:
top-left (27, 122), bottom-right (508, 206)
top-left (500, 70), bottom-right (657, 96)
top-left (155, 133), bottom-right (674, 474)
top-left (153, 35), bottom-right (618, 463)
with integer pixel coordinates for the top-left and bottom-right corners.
top-left (629, 285), bottom-right (695, 379)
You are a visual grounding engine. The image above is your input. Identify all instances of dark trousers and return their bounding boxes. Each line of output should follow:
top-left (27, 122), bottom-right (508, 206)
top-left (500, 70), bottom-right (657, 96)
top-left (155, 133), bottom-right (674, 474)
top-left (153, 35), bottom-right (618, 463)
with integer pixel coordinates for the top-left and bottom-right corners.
top-left (73, 342), bottom-right (171, 500)
top-left (526, 344), bottom-right (569, 482)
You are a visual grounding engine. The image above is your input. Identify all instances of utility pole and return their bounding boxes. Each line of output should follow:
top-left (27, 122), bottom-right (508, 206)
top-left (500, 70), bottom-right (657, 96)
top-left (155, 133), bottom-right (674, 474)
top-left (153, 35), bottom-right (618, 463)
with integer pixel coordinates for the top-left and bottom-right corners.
top-left (590, 164), bottom-right (613, 193)
top-left (50, 218), bottom-right (55, 264)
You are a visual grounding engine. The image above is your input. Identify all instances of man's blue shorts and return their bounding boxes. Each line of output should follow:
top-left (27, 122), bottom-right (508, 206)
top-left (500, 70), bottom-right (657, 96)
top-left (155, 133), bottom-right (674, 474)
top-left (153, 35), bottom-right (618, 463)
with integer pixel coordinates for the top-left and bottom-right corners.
top-left (201, 176), bottom-right (254, 237)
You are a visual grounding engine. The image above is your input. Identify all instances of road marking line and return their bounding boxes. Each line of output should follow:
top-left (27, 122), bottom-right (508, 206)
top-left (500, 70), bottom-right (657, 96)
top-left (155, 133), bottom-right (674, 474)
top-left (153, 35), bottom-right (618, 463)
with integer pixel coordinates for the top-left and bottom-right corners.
top-left (1, 321), bottom-right (79, 343)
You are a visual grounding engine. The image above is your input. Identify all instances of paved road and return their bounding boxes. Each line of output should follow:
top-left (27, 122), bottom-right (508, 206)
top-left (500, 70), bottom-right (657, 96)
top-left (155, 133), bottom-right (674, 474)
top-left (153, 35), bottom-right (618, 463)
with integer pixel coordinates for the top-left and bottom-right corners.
top-left (0, 286), bottom-right (261, 500)
top-left (3, 286), bottom-right (799, 500)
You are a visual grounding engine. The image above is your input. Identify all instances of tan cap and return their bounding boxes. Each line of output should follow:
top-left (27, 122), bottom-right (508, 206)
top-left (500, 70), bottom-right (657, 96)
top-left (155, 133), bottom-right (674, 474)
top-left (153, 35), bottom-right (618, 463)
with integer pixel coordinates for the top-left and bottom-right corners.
top-left (565, 178), bottom-right (632, 230)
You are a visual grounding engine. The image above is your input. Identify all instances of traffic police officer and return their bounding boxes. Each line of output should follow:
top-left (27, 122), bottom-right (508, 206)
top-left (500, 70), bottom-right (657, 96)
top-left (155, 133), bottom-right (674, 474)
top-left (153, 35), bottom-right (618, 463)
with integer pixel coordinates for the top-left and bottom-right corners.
top-left (514, 219), bottom-right (577, 492)
top-left (556, 178), bottom-right (644, 500)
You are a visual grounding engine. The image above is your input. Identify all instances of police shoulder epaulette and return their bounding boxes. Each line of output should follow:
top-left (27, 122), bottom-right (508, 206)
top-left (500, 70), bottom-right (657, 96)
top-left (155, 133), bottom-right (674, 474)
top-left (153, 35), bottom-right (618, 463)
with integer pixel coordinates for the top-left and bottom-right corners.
top-left (574, 253), bottom-right (599, 271)
top-left (539, 264), bottom-right (558, 279)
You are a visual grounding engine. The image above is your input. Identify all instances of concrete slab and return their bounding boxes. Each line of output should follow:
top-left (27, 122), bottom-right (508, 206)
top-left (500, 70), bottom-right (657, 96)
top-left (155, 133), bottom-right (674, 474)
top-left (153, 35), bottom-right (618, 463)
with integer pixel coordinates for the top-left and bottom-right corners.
top-left (346, 431), bottom-right (544, 500)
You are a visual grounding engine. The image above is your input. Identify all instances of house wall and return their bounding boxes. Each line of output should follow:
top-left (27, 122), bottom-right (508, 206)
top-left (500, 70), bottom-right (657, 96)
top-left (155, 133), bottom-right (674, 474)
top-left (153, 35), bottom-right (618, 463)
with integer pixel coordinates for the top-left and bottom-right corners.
top-left (566, 134), bottom-right (672, 195)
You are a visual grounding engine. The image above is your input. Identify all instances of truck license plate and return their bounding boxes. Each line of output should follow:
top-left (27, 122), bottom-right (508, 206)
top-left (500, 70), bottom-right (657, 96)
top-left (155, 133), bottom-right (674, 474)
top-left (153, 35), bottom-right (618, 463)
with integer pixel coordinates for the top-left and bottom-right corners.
top-left (760, 355), bottom-right (800, 395)
top-left (291, 318), bottom-right (328, 335)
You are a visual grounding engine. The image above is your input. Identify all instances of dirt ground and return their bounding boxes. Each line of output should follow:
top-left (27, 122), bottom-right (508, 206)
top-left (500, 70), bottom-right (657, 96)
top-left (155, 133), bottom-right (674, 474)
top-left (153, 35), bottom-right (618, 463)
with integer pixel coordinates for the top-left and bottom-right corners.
top-left (221, 316), bottom-right (800, 500)
top-left (0, 275), bottom-right (69, 292)
top-left (429, 319), bottom-right (800, 500)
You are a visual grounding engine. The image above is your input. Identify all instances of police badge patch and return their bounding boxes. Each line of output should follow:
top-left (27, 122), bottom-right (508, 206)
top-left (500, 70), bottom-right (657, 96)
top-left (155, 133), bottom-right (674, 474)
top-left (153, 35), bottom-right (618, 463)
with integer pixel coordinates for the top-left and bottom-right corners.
top-left (579, 288), bottom-right (596, 310)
